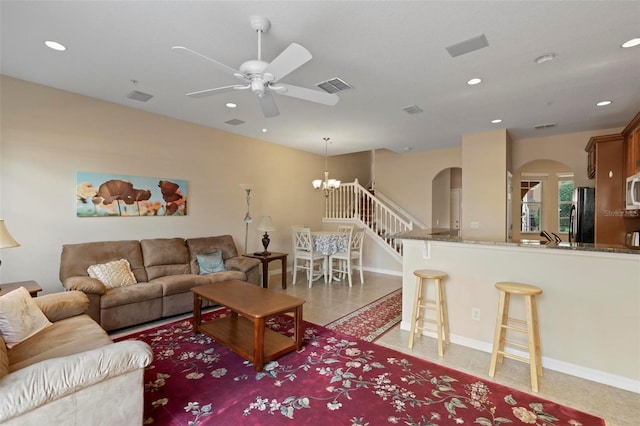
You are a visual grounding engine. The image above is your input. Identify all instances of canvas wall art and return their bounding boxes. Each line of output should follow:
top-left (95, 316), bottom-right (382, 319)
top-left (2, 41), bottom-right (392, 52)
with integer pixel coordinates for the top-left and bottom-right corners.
top-left (76, 172), bottom-right (188, 217)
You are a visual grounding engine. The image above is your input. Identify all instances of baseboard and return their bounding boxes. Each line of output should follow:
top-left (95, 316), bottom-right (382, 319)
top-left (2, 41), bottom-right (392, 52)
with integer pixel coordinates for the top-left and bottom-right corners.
top-left (270, 266), bottom-right (402, 279)
top-left (399, 320), bottom-right (640, 394)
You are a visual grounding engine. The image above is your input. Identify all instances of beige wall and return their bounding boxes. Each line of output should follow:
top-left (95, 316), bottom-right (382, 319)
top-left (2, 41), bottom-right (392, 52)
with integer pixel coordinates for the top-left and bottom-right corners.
top-left (374, 147), bottom-right (462, 228)
top-left (2, 75), bottom-right (629, 292)
top-left (512, 127), bottom-right (623, 188)
top-left (375, 128), bottom-right (627, 243)
top-left (0, 76), bottom-right (369, 293)
top-left (461, 129), bottom-right (511, 241)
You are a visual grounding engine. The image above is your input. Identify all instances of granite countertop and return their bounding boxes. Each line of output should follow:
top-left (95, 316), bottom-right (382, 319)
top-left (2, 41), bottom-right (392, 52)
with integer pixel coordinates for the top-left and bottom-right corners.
top-left (398, 229), bottom-right (640, 255)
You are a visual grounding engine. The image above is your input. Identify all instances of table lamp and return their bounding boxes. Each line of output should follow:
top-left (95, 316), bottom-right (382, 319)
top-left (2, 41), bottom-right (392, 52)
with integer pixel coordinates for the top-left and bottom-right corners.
top-left (255, 216), bottom-right (275, 256)
top-left (0, 220), bottom-right (20, 268)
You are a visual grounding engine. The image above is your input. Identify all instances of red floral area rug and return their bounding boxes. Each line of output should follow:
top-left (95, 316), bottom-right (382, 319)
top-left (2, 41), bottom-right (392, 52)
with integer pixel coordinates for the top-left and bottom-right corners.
top-left (115, 310), bottom-right (604, 426)
top-left (325, 289), bottom-right (402, 342)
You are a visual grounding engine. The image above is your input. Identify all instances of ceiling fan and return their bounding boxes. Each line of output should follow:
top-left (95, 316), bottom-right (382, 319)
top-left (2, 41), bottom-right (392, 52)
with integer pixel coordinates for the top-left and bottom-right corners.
top-left (172, 16), bottom-right (339, 118)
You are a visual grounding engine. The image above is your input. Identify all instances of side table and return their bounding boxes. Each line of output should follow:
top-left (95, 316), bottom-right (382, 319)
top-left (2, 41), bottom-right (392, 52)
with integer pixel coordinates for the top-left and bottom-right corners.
top-left (243, 252), bottom-right (288, 289)
top-left (0, 280), bottom-right (43, 297)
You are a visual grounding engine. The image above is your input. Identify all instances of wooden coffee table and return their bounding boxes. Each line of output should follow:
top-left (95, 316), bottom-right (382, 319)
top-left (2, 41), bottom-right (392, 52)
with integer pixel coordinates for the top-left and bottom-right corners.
top-left (192, 280), bottom-right (305, 371)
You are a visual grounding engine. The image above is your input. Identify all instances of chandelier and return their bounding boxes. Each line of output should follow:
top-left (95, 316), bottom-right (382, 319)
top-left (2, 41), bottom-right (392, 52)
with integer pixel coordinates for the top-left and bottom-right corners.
top-left (312, 137), bottom-right (341, 197)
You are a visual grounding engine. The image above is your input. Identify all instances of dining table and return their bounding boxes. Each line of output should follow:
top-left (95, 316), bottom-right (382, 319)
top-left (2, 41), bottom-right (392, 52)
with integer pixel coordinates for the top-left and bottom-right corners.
top-left (311, 231), bottom-right (350, 281)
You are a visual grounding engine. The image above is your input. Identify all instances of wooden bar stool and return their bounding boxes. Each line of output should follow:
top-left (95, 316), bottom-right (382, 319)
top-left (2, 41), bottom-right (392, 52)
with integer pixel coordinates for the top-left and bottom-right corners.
top-left (489, 281), bottom-right (543, 392)
top-left (408, 269), bottom-right (450, 357)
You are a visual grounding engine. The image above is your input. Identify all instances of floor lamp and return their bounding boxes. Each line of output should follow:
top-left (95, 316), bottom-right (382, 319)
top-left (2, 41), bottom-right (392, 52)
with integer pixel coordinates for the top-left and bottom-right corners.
top-left (240, 184), bottom-right (252, 254)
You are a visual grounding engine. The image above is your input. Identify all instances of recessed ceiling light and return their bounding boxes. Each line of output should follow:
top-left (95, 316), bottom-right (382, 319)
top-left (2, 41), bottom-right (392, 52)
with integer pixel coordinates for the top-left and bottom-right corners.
top-left (226, 102), bottom-right (237, 108)
top-left (467, 78), bottom-right (482, 85)
top-left (404, 147), bottom-right (413, 152)
top-left (596, 100), bottom-right (612, 106)
top-left (262, 128), bottom-right (267, 133)
top-left (45, 40), bottom-right (66, 51)
top-left (621, 38), bottom-right (640, 48)
top-left (534, 53), bottom-right (555, 64)
top-left (491, 119), bottom-right (502, 124)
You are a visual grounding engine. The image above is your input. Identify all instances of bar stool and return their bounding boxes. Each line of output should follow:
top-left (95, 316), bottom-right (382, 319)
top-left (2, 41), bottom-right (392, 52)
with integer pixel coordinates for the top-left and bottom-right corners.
top-left (489, 281), bottom-right (543, 392)
top-left (408, 269), bottom-right (450, 357)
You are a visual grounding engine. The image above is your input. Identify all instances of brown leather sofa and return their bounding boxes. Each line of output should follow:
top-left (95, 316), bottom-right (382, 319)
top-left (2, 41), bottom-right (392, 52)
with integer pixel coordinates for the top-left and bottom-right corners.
top-left (59, 235), bottom-right (260, 331)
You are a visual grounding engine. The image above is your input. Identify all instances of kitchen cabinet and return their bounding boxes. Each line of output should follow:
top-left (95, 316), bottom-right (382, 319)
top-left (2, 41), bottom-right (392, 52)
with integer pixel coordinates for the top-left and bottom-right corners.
top-left (623, 112), bottom-right (640, 177)
top-left (588, 134), bottom-right (626, 245)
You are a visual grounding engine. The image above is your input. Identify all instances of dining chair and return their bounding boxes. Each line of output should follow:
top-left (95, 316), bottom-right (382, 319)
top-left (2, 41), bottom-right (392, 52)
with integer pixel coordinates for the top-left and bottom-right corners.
top-left (333, 225), bottom-right (354, 278)
top-left (291, 227), bottom-right (327, 287)
top-left (337, 224), bottom-right (354, 234)
top-left (329, 228), bottom-right (365, 287)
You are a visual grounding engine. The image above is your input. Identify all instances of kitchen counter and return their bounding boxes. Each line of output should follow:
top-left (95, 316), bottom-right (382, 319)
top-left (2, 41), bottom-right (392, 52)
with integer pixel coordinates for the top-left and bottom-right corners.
top-left (399, 235), bottom-right (640, 393)
top-left (398, 229), bottom-right (640, 255)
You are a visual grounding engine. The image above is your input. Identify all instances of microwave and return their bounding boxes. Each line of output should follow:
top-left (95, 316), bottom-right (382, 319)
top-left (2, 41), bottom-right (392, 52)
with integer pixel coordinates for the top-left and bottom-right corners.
top-left (626, 173), bottom-right (640, 210)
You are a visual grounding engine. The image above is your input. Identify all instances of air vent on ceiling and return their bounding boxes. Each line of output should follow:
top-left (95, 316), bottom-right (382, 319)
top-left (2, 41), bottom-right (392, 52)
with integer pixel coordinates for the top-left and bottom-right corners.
top-left (225, 119), bottom-right (246, 126)
top-left (316, 77), bottom-right (352, 94)
top-left (402, 105), bottom-right (423, 115)
top-left (533, 123), bottom-right (557, 130)
top-left (445, 34), bottom-right (489, 58)
top-left (126, 90), bottom-right (154, 102)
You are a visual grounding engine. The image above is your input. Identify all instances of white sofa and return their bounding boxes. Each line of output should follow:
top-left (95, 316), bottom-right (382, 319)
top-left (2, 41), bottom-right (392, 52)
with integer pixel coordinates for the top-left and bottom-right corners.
top-left (0, 291), bottom-right (152, 425)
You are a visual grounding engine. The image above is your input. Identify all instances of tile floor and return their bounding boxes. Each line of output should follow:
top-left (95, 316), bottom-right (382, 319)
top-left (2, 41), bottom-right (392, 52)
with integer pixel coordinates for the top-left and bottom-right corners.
top-left (269, 271), bottom-right (639, 426)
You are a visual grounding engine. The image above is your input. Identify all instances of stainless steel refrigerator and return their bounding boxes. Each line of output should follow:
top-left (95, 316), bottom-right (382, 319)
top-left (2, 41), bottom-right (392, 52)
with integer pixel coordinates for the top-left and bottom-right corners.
top-left (569, 187), bottom-right (595, 243)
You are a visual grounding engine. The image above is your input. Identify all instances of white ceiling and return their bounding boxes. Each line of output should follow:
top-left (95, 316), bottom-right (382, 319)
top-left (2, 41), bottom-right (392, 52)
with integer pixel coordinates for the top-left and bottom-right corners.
top-left (1, 1), bottom-right (639, 156)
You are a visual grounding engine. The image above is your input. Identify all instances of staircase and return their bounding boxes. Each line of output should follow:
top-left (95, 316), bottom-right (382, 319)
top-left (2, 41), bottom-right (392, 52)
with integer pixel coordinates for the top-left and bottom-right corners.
top-left (323, 179), bottom-right (421, 259)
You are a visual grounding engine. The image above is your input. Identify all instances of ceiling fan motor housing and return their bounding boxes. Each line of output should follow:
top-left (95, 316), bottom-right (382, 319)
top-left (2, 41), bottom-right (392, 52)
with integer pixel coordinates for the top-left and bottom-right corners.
top-left (239, 60), bottom-right (269, 77)
top-left (249, 16), bottom-right (271, 33)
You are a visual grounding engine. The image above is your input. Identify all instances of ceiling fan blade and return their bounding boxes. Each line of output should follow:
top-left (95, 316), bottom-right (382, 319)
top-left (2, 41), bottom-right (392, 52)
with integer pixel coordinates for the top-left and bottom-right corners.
top-left (257, 91), bottom-right (280, 118)
top-left (172, 46), bottom-right (243, 79)
top-left (275, 84), bottom-right (339, 106)
top-left (263, 43), bottom-right (312, 82)
top-left (186, 85), bottom-right (249, 98)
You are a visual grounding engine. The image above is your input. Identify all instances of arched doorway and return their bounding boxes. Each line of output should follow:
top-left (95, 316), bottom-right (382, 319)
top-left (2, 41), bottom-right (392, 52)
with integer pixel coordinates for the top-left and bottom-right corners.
top-left (432, 167), bottom-right (462, 235)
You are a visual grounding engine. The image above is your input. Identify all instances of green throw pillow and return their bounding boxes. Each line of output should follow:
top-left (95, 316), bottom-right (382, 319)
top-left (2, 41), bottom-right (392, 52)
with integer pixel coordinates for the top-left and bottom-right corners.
top-left (197, 250), bottom-right (226, 274)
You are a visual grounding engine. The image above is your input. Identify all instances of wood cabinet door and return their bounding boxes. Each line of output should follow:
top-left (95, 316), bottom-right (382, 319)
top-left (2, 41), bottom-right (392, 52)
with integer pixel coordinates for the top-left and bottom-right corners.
top-left (594, 137), bottom-right (625, 245)
top-left (623, 112), bottom-right (640, 177)
top-left (632, 127), bottom-right (640, 175)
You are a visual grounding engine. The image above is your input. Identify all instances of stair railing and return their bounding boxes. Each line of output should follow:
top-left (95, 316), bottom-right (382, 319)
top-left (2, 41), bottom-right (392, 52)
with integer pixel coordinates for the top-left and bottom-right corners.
top-left (324, 179), bottom-right (413, 256)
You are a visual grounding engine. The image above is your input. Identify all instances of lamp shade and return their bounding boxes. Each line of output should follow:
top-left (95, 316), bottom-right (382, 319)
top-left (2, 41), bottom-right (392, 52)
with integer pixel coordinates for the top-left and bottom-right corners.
top-left (256, 216), bottom-right (276, 232)
top-left (0, 220), bottom-right (20, 249)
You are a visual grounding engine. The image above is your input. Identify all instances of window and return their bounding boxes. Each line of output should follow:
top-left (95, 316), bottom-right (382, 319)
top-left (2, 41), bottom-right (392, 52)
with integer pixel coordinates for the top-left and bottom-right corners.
top-left (558, 175), bottom-right (574, 233)
top-left (521, 180), bottom-right (542, 233)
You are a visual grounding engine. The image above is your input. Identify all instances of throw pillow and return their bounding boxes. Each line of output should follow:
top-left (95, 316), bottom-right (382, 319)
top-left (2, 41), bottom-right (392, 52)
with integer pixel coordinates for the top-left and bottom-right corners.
top-left (87, 259), bottom-right (137, 289)
top-left (197, 250), bottom-right (226, 274)
top-left (0, 286), bottom-right (53, 349)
